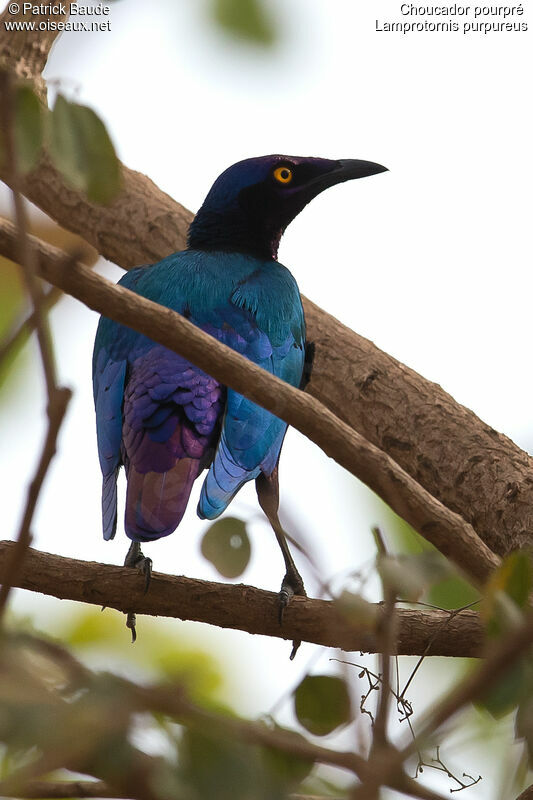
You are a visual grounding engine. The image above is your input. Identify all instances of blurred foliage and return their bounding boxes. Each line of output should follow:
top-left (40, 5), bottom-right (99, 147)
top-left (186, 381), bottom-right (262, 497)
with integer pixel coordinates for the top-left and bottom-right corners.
top-left (477, 552), bottom-right (533, 720)
top-left (377, 550), bottom-right (456, 603)
top-left (201, 517), bottom-right (251, 578)
top-left (0, 621), bottom-right (326, 800)
top-left (293, 675), bottom-right (352, 737)
top-left (13, 86), bottom-right (43, 175)
top-left (372, 504), bottom-right (480, 610)
top-left (0, 217), bottom-right (97, 396)
top-left (336, 589), bottom-right (379, 629)
top-left (1, 81), bottom-right (121, 204)
top-left (58, 606), bottom-right (224, 705)
top-left (49, 94), bottom-right (121, 204)
top-left (210, 0), bottom-right (276, 46)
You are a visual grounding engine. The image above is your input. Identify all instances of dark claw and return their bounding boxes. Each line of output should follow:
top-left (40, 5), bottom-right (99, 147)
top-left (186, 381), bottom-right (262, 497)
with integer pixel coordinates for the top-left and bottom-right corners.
top-left (142, 558), bottom-right (152, 594)
top-left (278, 567), bottom-right (306, 660)
top-left (126, 611), bottom-right (137, 643)
top-left (278, 584), bottom-right (294, 624)
top-left (289, 640), bottom-right (301, 661)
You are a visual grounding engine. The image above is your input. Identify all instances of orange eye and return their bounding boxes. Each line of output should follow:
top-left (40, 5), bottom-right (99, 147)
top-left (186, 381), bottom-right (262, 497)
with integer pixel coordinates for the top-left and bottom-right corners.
top-left (273, 166), bottom-right (293, 184)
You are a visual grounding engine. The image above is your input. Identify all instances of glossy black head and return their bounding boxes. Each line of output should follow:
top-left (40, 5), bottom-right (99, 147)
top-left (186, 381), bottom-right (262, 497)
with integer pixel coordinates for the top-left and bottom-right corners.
top-left (187, 154), bottom-right (388, 260)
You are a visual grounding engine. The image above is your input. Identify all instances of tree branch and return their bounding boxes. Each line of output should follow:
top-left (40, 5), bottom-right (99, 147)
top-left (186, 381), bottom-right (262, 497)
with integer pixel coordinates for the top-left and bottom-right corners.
top-left (0, 541), bottom-right (484, 657)
top-left (0, 218), bottom-right (500, 586)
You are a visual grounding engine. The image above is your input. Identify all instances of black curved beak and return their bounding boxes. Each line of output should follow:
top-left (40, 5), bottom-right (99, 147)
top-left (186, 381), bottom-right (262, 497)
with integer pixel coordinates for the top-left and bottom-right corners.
top-left (303, 159), bottom-right (388, 196)
top-left (326, 159), bottom-right (388, 187)
top-left (337, 159), bottom-right (388, 178)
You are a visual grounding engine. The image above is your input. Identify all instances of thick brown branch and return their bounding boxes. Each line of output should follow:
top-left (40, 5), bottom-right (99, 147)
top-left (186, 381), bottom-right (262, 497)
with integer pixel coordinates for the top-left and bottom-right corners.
top-left (0, 4), bottom-right (66, 98)
top-left (0, 219), bottom-right (500, 585)
top-left (0, 542), bottom-right (484, 657)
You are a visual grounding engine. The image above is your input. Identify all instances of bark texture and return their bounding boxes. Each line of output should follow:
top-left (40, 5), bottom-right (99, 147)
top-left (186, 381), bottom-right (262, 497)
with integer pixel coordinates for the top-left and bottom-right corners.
top-left (0, 541), bottom-right (485, 657)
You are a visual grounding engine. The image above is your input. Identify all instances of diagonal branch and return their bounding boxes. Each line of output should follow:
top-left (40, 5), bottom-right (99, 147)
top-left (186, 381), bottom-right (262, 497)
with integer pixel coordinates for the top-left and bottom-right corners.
top-left (0, 541), bottom-right (485, 657)
top-left (0, 219), bottom-right (500, 585)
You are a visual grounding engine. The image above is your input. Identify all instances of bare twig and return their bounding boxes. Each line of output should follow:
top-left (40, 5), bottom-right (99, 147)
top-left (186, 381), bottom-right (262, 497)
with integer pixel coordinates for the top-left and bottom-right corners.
top-left (0, 285), bottom-right (63, 370)
top-left (415, 746), bottom-right (481, 793)
top-left (0, 218), bottom-right (501, 587)
top-left (371, 528), bottom-right (397, 750)
top-left (396, 608), bottom-right (533, 765)
top-left (0, 542), bottom-right (485, 657)
top-left (0, 389), bottom-right (70, 618)
top-left (0, 73), bottom-right (71, 620)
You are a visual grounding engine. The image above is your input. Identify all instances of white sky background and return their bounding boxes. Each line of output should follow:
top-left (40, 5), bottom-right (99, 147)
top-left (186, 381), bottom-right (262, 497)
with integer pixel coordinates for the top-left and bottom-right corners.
top-left (1, 0), bottom-right (532, 796)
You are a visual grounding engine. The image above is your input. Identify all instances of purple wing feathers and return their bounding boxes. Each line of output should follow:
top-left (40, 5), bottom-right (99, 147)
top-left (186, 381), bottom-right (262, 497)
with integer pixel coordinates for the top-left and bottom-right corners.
top-left (120, 347), bottom-right (223, 541)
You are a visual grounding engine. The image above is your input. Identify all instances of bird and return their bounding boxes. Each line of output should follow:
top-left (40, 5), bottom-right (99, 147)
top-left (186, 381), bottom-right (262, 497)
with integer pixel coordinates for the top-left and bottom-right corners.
top-left (93, 154), bottom-right (387, 646)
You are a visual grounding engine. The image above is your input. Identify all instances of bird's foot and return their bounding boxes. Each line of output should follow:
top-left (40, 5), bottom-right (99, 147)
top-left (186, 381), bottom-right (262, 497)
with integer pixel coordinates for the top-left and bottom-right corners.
top-left (124, 542), bottom-right (153, 594)
top-left (124, 542), bottom-right (153, 642)
top-left (278, 565), bottom-right (307, 660)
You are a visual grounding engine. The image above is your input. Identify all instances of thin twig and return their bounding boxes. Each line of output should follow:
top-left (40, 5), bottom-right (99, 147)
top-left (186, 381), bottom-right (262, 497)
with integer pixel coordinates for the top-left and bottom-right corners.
top-left (0, 73), bottom-right (71, 620)
top-left (396, 607), bottom-right (533, 766)
top-left (372, 527), bottom-right (396, 750)
top-left (0, 285), bottom-right (63, 371)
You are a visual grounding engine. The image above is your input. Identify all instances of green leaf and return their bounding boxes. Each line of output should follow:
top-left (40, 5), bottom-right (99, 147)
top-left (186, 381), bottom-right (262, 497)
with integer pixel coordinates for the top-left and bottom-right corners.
top-left (370, 506), bottom-right (479, 609)
top-left (260, 737), bottom-right (313, 788)
top-left (14, 86), bottom-right (43, 174)
top-left (502, 552), bottom-right (532, 609)
top-left (482, 660), bottom-right (528, 719)
top-left (294, 675), bottom-right (352, 737)
top-left (483, 552), bottom-right (533, 639)
top-left (201, 517), bottom-right (251, 578)
top-left (377, 551), bottom-right (457, 602)
top-left (71, 103), bottom-right (121, 204)
top-left (180, 729), bottom-right (259, 800)
top-left (336, 590), bottom-right (379, 629)
top-left (49, 95), bottom-right (86, 192)
top-left (517, 696), bottom-right (533, 760)
top-left (211, 0), bottom-right (276, 46)
top-left (49, 95), bottom-right (121, 204)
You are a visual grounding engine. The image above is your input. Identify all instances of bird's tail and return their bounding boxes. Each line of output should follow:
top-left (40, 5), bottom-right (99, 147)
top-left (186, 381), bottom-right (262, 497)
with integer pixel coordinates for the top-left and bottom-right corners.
top-left (102, 469), bottom-right (119, 541)
top-left (125, 458), bottom-right (200, 542)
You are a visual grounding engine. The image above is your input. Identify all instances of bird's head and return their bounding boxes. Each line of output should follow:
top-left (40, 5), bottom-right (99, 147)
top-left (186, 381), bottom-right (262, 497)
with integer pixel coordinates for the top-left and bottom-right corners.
top-left (187, 154), bottom-right (388, 260)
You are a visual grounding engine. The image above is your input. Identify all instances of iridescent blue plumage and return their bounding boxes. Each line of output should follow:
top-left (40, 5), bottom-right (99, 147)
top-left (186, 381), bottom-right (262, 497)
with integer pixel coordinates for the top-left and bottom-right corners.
top-left (93, 249), bottom-right (305, 541)
top-left (93, 154), bottom-right (387, 621)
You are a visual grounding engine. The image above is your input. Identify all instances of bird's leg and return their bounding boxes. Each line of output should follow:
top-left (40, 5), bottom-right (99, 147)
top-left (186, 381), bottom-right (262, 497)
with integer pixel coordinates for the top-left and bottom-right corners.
top-left (256, 468), bottom-right (306, 659)
top-left (123, 541), bottom-right (153, 643)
